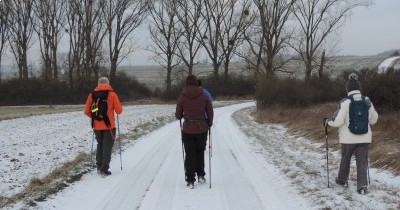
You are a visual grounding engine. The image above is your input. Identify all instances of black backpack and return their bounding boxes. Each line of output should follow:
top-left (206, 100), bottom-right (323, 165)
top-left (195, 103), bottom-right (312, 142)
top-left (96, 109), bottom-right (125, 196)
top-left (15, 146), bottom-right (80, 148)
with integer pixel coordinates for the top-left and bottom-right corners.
top-left (348, 94), bottom-right (370, 135)
top-left (90, 90), bottom-right (110, 128)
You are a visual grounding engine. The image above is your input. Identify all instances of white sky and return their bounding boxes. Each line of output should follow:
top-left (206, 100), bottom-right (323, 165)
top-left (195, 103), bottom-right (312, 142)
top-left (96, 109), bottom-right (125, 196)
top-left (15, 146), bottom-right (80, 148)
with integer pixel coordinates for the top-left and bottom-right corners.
top-left (109, 0), bottom-right (400, 65)
top-left (338, 0), bottom-right (400, 56)
top-left (1, 0), bottom-right (399, 67)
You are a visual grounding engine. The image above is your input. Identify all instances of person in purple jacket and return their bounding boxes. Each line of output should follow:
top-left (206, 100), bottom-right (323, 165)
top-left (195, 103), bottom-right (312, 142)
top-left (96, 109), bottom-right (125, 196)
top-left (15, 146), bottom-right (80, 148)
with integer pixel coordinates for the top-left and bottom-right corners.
top-left (176, 75), bottom-right (214, 188)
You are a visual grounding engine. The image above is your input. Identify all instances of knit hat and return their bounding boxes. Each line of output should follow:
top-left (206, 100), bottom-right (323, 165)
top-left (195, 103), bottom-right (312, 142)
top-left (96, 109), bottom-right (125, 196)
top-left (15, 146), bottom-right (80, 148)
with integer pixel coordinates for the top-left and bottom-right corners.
top-left (186, 75), bottom-right (198, 86)
top-left (346, 73), bottom-right (361, 93)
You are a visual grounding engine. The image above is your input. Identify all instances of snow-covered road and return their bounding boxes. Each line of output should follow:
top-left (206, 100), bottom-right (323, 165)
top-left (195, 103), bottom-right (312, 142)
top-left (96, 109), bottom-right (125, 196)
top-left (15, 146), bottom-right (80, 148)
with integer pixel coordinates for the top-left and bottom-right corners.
top-left (34, 102), bottom-right (311, 210)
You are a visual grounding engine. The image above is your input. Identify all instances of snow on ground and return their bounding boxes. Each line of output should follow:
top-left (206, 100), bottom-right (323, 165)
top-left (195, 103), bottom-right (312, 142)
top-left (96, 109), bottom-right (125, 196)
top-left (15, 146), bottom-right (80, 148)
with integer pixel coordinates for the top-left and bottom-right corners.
top-left (377, 56), bottom-right (400, 73)
top-left (234, 107), bottom-right (400, 210)
top-left (1, 102), bottom-right (400, 209)
top-left (0, 104), bottom-right (176, 197)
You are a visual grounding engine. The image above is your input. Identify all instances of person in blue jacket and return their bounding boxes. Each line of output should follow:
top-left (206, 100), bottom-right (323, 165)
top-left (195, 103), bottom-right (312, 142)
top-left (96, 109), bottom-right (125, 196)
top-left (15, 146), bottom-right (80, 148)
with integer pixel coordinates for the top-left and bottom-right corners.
top-left (198, 79), bottom-right (213, 118)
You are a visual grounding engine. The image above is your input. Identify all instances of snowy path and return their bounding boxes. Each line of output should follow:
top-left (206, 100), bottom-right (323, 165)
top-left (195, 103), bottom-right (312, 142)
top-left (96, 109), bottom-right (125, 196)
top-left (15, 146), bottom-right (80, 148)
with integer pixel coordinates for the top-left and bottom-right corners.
top-left (35, 102), bottom-right (311, 210)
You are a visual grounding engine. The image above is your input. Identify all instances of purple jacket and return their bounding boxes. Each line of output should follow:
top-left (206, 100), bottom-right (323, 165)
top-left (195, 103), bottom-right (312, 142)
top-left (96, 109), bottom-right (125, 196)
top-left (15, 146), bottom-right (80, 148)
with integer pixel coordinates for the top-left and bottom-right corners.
top-left (175, 86), bottom-right (214, 134)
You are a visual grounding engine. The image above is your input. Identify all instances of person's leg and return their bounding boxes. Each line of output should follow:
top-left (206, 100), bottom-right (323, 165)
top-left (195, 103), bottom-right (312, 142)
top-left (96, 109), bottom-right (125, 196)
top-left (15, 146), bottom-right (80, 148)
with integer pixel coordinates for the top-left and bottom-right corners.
top-left (337, 144), bottom-right (356, 185)
top-left (183, 133), bottom-right (196, 183)
top-left (94, 130), bottom-right (104, 171)
top-left (355, 143), bottom-right (369, 191)
top-left (194, 132), bottom-right (207, 178)
top-left (100, 129), bottom-right (115, 173)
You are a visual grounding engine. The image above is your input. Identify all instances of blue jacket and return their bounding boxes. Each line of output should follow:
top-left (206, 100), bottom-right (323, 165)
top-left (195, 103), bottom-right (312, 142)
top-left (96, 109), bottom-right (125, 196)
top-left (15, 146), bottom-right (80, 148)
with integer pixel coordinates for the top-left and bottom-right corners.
top-left (202, 88), bottom-right (213, 119)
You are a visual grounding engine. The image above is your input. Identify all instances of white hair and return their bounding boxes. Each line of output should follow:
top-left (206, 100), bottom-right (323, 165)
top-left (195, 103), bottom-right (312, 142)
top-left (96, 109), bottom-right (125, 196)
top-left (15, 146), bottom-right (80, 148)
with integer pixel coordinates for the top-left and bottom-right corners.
top-left (98, 77), bottom-right (109, 85)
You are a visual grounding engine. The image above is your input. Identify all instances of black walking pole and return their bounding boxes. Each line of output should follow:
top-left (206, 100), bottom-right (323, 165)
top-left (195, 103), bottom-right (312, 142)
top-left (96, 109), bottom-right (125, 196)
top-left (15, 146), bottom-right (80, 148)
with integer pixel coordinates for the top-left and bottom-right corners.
top-left (367, 153), bottom-right (370, 185)
top-left (90, 130), bottom-right (95, 168)
top-left (180, 120), bottom-right (185, 178)
top-left (324, 122), bottom-right (330, 188)
top-left (209, 127), bottom-right (212, 189)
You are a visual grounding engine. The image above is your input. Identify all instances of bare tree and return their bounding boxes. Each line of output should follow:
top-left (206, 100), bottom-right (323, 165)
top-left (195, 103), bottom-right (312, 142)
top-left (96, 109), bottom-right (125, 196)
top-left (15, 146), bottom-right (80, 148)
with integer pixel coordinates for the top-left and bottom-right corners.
top-left (8, 0), bottom-right (35, 80)
top-left (174, 0), bottom-right (204, 75)
top-left (200, 0), bottom-right (252, 81)
top-left (238, 0), bottom-right (296, 79)
top-left (34, 0), bottom-right (66, 81)
top-left (83, 0), bottom-right (107, 84)
top-left (66, 0), bottom-right (85, 88)
top-left (0, 1), bottom-right (11, 81)
top-left (66, 0), bottom-right (107, 88)
top-left (103, 0), bottom-right (151, 84)
top-left (148, 0), bottom-right (181, 95)
top-left (292, 0), bottom-right (371, 80)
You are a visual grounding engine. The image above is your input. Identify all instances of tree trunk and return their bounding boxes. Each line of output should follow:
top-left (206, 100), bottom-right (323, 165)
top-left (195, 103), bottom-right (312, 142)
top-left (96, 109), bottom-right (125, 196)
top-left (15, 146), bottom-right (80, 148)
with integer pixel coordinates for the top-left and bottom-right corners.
top-left (110, 59), bottom-right (117, 85)
top-left (318, 50), bottom-right (326, 79)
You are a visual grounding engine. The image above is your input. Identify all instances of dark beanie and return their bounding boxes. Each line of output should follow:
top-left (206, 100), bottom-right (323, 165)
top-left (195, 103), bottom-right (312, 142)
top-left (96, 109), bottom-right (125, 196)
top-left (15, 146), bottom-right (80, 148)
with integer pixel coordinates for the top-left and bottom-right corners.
top-left (346, 73), bottom-right (361, 93)
top-left (186, 75), bottom-right (198, 86)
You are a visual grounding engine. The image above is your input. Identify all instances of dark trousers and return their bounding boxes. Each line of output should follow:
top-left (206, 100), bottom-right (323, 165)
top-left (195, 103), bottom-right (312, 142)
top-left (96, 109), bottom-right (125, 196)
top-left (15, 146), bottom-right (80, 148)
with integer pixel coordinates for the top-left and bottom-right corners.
top-left (95, 129), bottom-right (116, 172)
top-left (337, 143), bottom-right (369, 190)
top-left (182, 132), bottom-right (208, 182)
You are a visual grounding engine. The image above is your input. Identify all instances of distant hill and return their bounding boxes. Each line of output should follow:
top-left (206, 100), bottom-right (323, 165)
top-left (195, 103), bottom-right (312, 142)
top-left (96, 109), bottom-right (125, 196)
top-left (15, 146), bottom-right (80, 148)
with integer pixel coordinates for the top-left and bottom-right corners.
top-left (377, 49), bottom-right (400, 57)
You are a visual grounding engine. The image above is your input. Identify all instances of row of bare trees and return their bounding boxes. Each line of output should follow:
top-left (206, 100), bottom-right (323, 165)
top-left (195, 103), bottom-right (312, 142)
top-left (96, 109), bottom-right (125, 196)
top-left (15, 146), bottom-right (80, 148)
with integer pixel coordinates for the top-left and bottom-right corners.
top-left (148, 0), bottom-right (371, 93)
top-left (0, 0), bottom-right (150, 88)
top-left (0, 0), bottom-right (370, 91)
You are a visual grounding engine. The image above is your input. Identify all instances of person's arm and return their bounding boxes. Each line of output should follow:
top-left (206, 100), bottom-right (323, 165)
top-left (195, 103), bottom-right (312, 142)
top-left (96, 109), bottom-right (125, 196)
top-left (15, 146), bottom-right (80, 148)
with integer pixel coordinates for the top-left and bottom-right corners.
top-left (84, 94), bottom-right (92, 118)
top-left (113, 92), bottom-right (123, 114)
top-left (327, 99), bottom-right (348, 127)
top-left (175, 96), bottom-right (183, 120)
top-left (205, 97), bottom-right (213, 127)
top-left (368, 101), bottom-right (378, 125)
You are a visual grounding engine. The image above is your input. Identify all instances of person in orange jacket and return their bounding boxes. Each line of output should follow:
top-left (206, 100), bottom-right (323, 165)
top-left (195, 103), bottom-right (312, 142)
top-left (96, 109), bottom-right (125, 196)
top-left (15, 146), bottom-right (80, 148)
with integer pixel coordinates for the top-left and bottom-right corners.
top-left (84, 77), bottom-right (123, 176)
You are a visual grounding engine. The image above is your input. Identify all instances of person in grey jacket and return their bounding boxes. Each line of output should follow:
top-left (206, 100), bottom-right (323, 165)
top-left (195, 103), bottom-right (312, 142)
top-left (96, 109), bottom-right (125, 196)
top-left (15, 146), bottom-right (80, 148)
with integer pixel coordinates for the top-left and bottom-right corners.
top-left (324, 73), bottom-right (378, 194)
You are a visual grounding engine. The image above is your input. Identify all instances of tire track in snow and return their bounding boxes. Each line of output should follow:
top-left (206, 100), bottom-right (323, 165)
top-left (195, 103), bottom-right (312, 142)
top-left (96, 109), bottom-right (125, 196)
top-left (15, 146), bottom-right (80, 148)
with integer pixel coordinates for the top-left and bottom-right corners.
top-left (98, 122), bottom-right (180, 210)
top-left (34, 102), bottom-right (311, 210)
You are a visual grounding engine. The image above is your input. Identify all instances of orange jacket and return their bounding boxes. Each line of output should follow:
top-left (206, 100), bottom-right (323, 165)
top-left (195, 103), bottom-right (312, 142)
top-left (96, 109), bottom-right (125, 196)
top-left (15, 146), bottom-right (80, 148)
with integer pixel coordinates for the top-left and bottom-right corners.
top-left (84, 84), bottom-right (123, 130)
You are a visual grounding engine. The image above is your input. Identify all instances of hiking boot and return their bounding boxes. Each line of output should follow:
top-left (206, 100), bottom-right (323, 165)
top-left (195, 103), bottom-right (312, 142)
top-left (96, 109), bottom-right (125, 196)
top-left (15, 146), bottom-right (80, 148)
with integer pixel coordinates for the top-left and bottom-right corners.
top-left (198, 176), bottom-right (206, 183)
top-left (357, 186), bottom-right (368, 195)
top-left (335, 177), bottom-right (348, 188)
top-left (186, 182), bottom-right (194, 189)
top-left (100, 170), bottom-right (112, 176)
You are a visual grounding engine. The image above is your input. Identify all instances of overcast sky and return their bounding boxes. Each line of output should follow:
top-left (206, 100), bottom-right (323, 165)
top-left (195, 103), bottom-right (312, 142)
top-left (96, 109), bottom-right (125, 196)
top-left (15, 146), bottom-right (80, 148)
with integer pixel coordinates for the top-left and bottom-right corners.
top-left (338, 0), bottom-right (400, 56)
top-left (2, 0), bottom-right (399, 67)
top-left (126, 0), bottom-right (400, 65)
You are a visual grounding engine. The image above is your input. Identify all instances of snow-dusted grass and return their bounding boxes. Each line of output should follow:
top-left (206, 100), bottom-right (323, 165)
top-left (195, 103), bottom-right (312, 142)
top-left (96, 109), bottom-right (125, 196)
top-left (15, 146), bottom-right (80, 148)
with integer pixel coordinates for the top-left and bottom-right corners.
top-left (0, 104), bottom-right (176, 199)
top-left (234, 107), bottom-right (400, 210)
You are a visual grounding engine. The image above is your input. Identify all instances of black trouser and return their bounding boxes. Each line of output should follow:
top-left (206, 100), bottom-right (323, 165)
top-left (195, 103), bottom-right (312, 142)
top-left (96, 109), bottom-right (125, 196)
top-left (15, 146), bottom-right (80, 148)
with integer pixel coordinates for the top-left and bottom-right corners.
top-left (95, 129), bottom-right (116, 172)
top-left (337, 143), bottom-right (369, 190)
top-left (182, 132), bottom-right (208, 183)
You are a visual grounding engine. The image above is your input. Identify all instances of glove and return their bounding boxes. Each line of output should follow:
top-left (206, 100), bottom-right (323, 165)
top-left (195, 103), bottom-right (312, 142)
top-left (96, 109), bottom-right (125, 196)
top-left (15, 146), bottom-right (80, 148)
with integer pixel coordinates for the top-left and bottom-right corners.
top-left (323, 117), bottom-right (329, 127)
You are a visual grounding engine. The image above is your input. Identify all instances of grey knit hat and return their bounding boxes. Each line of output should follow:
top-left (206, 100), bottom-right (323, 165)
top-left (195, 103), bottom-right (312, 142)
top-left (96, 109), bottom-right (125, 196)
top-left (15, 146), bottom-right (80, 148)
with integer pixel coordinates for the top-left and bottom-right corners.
top-left (346, 73), bottom-right (361, 93)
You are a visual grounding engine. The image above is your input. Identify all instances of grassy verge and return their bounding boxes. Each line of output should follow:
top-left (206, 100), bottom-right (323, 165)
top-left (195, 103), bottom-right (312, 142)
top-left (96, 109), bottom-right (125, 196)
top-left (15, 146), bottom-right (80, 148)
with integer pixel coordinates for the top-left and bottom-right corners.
top-left (254, 102), bottom-right (400, 175)
top-left (0, 105), bottom-right (84, 120)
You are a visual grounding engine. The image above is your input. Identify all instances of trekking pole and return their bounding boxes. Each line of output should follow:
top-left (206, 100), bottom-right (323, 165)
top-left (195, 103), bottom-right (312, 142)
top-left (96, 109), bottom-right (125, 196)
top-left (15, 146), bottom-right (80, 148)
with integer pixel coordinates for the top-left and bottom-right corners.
top-left (367, 153), bottom-right (370, 185)
top-left (210, 127), bottom-right (212, 157)
top-left (325, 124), bottom-right (330, 188)
top-left (90, 130), bottom-right (95, 168)
top-left (180, 120), bottom-right (185, 177)
top-left (209, 127), bottom-right (212, 189)
top-left (117, 115), bottom-right (122, 170)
